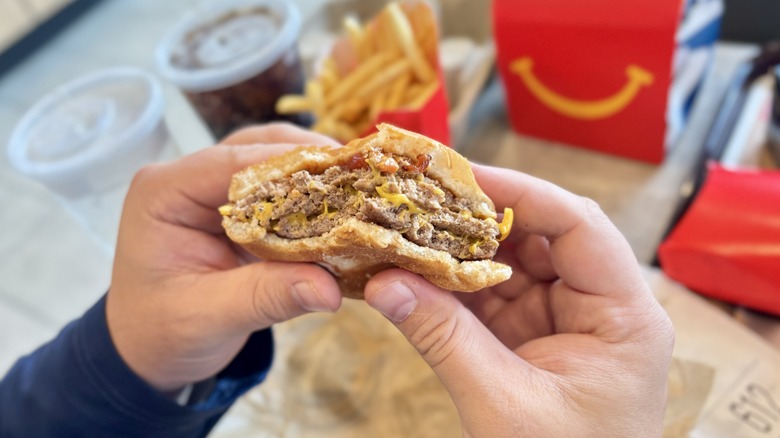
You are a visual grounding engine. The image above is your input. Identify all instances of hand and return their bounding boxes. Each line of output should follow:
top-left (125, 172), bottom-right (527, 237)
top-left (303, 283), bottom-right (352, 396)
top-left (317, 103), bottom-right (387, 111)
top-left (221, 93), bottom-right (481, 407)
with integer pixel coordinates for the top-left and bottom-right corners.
top-left (364, 164), bottom-right (674, 437)
top-left (107, 124), bottom-right (343, 392)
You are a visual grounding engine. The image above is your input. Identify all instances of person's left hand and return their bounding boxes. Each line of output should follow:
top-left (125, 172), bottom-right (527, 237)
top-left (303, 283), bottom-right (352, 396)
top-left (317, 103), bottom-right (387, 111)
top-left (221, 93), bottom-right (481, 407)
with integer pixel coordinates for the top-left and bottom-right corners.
top-left (106, 124), bottom-right (343, 393)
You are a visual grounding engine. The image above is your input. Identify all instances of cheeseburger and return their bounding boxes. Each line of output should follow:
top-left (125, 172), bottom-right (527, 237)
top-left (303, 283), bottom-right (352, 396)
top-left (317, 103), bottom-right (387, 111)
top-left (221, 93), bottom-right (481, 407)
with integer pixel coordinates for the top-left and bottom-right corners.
top-left (221, 124), bottom-right (513, 298)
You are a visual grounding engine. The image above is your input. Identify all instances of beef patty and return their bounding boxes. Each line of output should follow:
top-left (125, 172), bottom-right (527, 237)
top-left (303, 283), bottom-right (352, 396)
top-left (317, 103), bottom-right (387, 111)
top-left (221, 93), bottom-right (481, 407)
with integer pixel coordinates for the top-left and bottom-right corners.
top-left (224, 147), bottom-right (503, 261)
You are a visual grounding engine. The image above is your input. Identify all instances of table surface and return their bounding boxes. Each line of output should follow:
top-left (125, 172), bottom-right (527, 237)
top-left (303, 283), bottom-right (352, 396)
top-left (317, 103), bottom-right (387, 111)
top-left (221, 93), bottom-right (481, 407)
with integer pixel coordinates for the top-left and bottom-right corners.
top-left (0, 0), bottom-right (763, 388)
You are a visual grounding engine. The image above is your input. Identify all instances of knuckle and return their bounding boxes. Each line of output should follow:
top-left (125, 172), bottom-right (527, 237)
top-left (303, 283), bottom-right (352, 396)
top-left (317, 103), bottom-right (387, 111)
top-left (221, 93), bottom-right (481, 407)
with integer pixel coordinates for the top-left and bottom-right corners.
top-left (263, 121), bottom-right (297, 134)
top-left (579, 196), bottom-right (612, 227)
top-left (652, 311), bottom-right (676, 352)
top-left (221, 144), bottom-right (264, 173)
top-left (129, 163), bottom-right (165, 191)
top-left (248, 271), bottom-right (294, 327)
top-left (222, 144), bottom-right (244, 168)
top-left (580, 196), bottom-right (604, 218)
top-left (225, 122), bottom-right (295, 144)
top-left (408, 311), bottom-right (462, 369)
top-left (126, 163), bottom-right (168, 209)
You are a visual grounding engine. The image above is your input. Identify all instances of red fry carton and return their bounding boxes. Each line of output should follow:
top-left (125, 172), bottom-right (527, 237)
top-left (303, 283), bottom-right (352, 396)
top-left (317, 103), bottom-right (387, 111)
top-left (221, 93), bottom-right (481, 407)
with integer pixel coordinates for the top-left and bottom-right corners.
top-left (326, 1), bottom-right (450, 145)
top-left (493, 0), bottom-right (719, 163)
top-left (367, 74), bottom-right (450, 145)
top-left (658, 165), bottom-right (780, 315)
top-left (367, 1), bottom-right (449, 145)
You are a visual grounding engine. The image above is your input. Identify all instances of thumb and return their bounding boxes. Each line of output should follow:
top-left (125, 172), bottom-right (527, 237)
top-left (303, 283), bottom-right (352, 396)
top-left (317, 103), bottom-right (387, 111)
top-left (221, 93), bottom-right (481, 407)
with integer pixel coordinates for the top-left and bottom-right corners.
top-left (203, 261), bottom-right (342, 331)
top-left (365, 269), bottom-right (518, 392)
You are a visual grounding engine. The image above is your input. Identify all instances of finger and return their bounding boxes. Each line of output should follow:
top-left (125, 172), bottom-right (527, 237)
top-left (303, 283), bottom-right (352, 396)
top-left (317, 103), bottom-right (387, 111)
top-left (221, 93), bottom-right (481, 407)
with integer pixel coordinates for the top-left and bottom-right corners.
top-left (219, 122), bottom-right (340, 147)
top-left (487, 285), bottom-right (556, 349)
top-left (365, 270), bottom-right (526, 401)
top-left (130, 143), bottom-right (302, 233)
top-left (200, 261), bottom-right (342, 332)
top-left (139, 123), bottom-right (343, 233)
top-left (472, 163), bottom-right (645, 300)
top-left (513, 233), bottom-right (556, 281)
top-left (457, 246), bottom-right (557, 348)
top-left (487, 233), bottom-right (556, 299)
top-left (484, 249), bottom-right (534, 300)
top-left (168, 143), bottom-right (300, 208)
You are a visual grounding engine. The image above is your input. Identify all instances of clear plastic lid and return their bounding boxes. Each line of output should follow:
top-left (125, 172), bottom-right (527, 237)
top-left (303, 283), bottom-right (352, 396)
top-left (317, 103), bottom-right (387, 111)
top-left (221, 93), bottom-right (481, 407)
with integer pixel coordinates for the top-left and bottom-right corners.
top-left (7, 67), bottom-right (167, 198)
top-left (155, 0), bottom-right (302, 93)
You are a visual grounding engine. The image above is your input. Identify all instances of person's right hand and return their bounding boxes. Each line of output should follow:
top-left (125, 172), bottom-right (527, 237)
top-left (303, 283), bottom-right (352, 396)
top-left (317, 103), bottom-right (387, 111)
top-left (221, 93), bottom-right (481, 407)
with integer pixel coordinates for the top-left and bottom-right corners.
top-left (364, 164), bottom-right (674, 437)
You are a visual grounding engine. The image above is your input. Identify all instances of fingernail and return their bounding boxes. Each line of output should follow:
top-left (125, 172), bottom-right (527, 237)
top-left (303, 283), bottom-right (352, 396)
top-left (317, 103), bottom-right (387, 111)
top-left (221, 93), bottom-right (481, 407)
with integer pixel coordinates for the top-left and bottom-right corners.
top-left (371, 281), bottom-right (417, 323)
top-left (291, 281), bottom-right (332, 312)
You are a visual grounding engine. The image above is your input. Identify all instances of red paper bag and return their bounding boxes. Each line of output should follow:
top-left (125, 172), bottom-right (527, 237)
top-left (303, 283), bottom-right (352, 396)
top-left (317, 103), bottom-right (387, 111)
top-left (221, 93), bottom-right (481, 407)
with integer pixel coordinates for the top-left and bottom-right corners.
top-left (658, 165), bottom-right (780, 315)
top-left (493, 0), bottom-right (682, 163)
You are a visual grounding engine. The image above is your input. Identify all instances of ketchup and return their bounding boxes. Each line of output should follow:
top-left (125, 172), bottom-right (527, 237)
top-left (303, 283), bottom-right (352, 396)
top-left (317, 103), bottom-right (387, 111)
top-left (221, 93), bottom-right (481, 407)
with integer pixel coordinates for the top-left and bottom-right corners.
top-left (414, 154), bottom-right (431, 172)
top-left (401, 154), bottom-right (431, 173)
top-left (342, 153), bottom-right (369, 170)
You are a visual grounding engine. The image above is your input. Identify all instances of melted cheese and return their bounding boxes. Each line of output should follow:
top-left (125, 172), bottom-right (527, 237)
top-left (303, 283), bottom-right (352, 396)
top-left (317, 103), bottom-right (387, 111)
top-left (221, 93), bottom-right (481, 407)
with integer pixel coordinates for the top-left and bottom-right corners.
top-left (321, 199), bottom-right (339, 218)
top-left (498, 208), bottom-right (513, 241)
top-left (375, 184), bottom-right (424, 214)
top-left (369, 162), bottom-right (387, 184)
top-left (354, 191), bottom-right (366, 210)
top-left (468, 239), bottom-right (484, 255)
top-left (272, 212), bottom-right (308, 232)
top-left (286, 212), bottom-right (308, 226)
top-left (253, 202), bottom-right (275, 223)
top-left (365, 152), bottom-right (427, 215)
top-left (218, 204), bottom-right (233, 216)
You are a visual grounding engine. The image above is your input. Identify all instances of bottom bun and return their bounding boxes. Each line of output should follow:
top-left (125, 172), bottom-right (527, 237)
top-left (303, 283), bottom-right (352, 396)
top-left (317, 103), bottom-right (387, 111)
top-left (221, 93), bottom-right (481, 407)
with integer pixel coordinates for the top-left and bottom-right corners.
top-left (227, 218), bottom-right (512, 299)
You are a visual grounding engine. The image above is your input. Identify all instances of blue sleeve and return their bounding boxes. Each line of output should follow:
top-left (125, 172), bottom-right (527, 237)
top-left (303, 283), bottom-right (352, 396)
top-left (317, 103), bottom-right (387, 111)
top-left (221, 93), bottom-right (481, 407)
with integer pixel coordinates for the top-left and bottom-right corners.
top-left (0, 295), bottom-right (274, 438)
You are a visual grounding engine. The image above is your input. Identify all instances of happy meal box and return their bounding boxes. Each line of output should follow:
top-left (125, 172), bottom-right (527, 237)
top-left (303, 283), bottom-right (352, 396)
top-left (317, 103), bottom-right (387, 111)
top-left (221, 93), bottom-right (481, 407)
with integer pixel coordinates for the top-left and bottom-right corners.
top-left (494, 0), bottom-right (723, 163)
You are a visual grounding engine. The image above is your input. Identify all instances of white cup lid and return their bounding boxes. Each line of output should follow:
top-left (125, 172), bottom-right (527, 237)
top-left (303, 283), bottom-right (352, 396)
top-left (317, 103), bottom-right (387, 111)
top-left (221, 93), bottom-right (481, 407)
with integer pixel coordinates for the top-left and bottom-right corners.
top-left (155, 0), bottom-right (302, 93)
top-left (7, 67), bottom-right (166, 197)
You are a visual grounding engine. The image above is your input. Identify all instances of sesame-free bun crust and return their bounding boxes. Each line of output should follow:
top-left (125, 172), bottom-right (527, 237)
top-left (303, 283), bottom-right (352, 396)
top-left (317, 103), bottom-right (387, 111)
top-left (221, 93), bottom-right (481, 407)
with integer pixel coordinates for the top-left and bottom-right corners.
top-left (223, 124), bottom-right (512, 298)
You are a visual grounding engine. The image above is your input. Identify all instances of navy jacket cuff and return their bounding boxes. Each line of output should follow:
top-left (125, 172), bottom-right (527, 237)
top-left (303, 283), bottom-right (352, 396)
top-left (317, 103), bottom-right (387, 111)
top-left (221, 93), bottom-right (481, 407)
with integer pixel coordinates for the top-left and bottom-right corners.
top-left (0, 295), bottom-right (273, 437)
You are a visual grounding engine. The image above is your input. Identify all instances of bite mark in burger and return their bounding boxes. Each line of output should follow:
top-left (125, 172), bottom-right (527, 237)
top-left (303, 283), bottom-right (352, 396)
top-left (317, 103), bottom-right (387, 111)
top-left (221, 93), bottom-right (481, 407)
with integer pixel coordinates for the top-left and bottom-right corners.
top-left (221, 124), bottom-right (513, 298)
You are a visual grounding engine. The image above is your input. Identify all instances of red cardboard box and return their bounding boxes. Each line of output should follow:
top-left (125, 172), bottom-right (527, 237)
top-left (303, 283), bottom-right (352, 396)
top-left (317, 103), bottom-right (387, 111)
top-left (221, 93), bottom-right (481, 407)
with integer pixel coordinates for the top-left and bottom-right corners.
top-left (493, 0), bottom-right (683, 163)
top-left (658, 165), bottom-right (780, 315)
top-left (365, 76), bottom-right (450, 145)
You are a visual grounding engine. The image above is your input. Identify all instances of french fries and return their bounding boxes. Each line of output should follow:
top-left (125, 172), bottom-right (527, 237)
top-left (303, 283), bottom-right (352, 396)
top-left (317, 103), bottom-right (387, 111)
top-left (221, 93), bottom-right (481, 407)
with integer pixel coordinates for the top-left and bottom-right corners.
top-left (276, 1), bottom-right (440, 142)
top-left (386, 2), bottom-right (434, 82)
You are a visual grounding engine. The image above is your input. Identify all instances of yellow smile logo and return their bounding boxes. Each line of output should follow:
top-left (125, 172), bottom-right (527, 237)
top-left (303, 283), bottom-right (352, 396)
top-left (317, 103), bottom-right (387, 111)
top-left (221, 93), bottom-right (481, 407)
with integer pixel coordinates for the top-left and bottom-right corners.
top-left (510, 57), bottom-right (654, 120)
